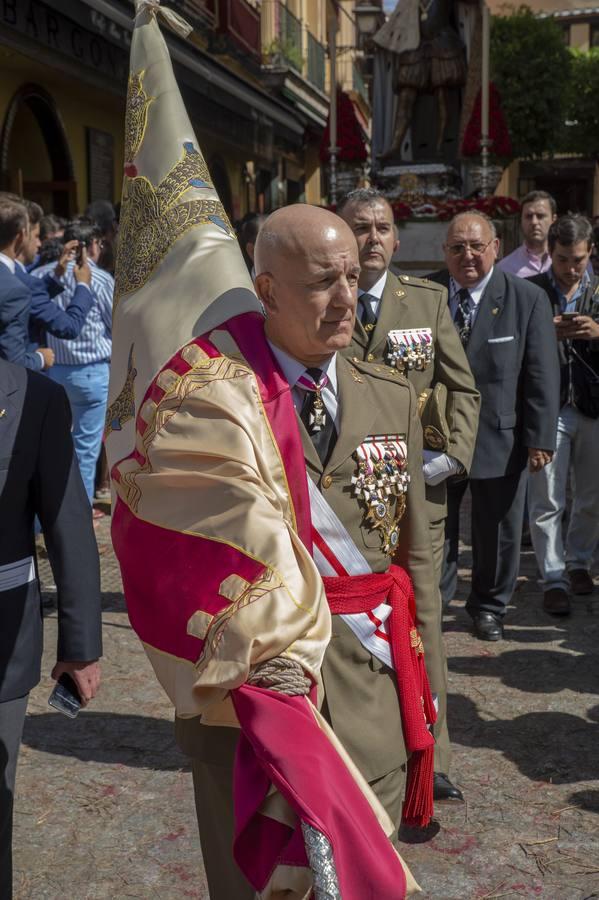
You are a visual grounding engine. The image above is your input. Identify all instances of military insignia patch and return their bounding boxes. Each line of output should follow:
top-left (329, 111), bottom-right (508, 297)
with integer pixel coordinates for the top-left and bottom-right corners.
top-left (351, 435), bottom-right (409, 554)
top-left (423, 425), bottom-right (445, 450)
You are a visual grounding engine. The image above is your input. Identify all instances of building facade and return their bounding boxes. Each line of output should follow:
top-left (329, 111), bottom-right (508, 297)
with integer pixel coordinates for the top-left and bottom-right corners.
top-left (0, 0), bottom-right (371, 220)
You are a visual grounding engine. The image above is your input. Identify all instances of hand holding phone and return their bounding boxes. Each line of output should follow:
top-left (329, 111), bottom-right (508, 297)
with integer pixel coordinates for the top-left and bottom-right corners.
top-left (560, 311), bottom-right (578, 320)
top-left (48, 673), bottom-right (82, 718)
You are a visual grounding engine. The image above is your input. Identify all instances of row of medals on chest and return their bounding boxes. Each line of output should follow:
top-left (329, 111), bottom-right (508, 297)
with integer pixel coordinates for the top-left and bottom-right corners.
top-left (351, 438), bottom-right (409, 554)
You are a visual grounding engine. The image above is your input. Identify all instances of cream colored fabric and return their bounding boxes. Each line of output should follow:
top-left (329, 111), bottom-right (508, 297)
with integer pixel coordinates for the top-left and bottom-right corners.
top-left (106, 2), bottom-right (259, 470)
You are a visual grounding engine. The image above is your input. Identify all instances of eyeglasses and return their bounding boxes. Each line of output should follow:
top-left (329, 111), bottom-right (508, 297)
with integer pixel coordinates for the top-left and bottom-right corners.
top-left (446, 239), bottom-right (494, 257)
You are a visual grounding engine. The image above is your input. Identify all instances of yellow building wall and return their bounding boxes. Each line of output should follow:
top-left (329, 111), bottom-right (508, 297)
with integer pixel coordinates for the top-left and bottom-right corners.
top-left (0, 48), bottom-right (124, 212)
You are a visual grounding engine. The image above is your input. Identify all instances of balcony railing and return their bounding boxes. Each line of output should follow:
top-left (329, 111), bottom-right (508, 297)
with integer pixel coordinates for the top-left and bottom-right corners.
top-left (279, 4), bottom-right (303, 71)
top-left (307, 32), bottom-right (325, 92)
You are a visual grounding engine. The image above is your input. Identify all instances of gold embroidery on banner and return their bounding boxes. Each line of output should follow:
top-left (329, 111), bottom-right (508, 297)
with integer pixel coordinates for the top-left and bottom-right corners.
top-left (105, 345), bottom-right (137, 438)
top-left (196, 569), bottom-right (284, 674)
top-left (115, 69), bottom-right (233, 310)
top-left (115, 353), bottom-right (252, 512)
top-left (124, 70), bottom-right (154, 164)
top-left (219, 574), bottom-right (251, 602)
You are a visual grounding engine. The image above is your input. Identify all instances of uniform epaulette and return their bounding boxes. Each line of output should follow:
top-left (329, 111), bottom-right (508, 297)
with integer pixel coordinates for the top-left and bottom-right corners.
top-left (397, 273), bottom-right (443, 291)
top-left (349, 356), bottom-right (409, 385)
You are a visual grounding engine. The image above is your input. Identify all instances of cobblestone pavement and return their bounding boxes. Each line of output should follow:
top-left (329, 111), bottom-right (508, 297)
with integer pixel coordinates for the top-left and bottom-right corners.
top-left (13, 503), bottom-right (599, 899)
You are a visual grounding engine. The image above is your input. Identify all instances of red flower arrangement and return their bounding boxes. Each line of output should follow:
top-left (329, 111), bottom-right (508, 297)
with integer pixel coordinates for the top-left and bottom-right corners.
top-left (461, 83), bottom-right (512, 159)
top-left (435, 195), bottom-right (520, 221)
top-left (320, 90), bottom-right (368, 163)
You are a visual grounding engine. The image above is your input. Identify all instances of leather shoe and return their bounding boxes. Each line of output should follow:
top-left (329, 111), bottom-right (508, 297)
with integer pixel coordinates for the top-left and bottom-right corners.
top-left (543, 587), bottom-right (571, 616)
top-left (433, 772), bottom-right (464, 803)
top-left (471, 612), bottom-right (503, 641)
top-left (569, 569), bottom-right (594, 595)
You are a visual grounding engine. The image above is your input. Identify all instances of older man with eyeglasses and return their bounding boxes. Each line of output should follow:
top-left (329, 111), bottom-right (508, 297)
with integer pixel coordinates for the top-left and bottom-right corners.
top-left (429, 212), bottom-right (560, 641)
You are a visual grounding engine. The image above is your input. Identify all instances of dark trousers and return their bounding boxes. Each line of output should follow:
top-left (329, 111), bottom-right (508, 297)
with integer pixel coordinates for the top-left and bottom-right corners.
top-left (0, 695), bottom-right (28, 900)
top-left (441, 469), bottom-right (528, 618)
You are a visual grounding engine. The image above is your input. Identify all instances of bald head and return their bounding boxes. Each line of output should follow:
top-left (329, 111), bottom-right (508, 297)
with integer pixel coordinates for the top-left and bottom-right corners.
top-left (255, 204), bottom-right (357, 276)
top-left (254, 204), bottom-right (360, 366)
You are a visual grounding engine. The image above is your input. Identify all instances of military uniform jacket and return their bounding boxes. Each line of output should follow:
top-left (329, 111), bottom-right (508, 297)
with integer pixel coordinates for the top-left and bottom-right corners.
top-left (346, 270), bottom-right (480, 518)
top-left (301, 354), bottom-right (444, 782)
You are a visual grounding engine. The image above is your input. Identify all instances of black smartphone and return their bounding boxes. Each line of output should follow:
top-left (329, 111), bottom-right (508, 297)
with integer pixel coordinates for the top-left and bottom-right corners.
top-left (560, 311), bottom-right (578, 320)
top-left (75, 241), bottom-right (84, 265)
top-left (48, 672), bottom-right (82, 718)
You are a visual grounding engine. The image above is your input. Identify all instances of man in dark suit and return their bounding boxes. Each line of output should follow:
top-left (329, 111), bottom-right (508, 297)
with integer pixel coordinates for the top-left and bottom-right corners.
top-left (0, 357), bottom-right (103, 898)
top-left (0, 198), bottom-right (54, 372)
top-left (430, 211), bottom-right (560, 640)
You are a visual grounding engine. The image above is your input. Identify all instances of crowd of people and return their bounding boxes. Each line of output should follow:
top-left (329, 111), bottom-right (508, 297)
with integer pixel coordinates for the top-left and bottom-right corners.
top-left (1, 183), bottom-right (599, 898)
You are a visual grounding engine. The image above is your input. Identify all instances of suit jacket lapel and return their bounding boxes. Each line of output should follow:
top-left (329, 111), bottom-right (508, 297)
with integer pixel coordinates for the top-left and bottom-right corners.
top-left (352, 313), bottom-right (369, 350)
top-left (0, 364), bottom-right (24, 460)
top-left (466, 268), bottom-right (505, 360)
top-left (326, 356), bottom-right (377, 474)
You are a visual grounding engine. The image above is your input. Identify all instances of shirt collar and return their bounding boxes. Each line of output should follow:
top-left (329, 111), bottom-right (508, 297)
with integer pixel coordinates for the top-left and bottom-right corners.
top-left (548, 267), bottom-right (590, 299)
top-left (0, 252), bottom-right (16, 275)
top-left (267, 340), bottom-right (338, 395)
top-left (524, 243), bottom-right (549, 263)
top-left (450, 266), bottom-right (494, 305)
top-left (358, 270), bottom-right (388, 300)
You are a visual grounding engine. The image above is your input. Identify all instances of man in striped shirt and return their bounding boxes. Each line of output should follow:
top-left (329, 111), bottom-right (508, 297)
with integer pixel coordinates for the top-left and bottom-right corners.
top-left (33, 217), bottom-right (113, 503)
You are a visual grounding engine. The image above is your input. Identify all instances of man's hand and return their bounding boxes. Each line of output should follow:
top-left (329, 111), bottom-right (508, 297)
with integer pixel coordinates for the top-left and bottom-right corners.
top-left (53, 239), bottom-right (78, 279)
top-left (528, 447), bottom-right (553, 473)
top-left (38, 347), bottom-right (55, 369)
top-left (51, 660), bottom-right (101, 707)
top-left (73, 246), bottom-right (92, 285)
top-left (554, 314), bottom-right (599, 341)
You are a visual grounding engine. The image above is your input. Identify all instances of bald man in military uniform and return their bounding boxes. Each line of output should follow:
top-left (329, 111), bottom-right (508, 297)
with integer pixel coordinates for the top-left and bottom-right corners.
top-left (176, 205), bottom-right (444, 898)
top-left (338, 188), bottom-right (480, 806)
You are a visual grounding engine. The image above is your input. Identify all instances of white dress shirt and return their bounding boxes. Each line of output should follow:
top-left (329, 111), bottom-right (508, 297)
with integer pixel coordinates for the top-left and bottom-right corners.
top-left (0, 252), bottom-right (16, 275)
top-left (268, 340), bottom-right (340, 431)
top-left (358, 271), bottom-right (388, 320)
top-left (448, 267), bottom-right (494, 324)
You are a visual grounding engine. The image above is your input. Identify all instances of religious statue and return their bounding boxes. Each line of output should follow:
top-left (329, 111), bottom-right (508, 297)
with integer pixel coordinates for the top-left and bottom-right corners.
top-left (374, 0), bottom-right (470, 161)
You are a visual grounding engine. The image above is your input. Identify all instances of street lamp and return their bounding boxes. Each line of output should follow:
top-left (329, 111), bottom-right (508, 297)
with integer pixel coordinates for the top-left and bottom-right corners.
top-left (328, 0), bottom-right (384, 205)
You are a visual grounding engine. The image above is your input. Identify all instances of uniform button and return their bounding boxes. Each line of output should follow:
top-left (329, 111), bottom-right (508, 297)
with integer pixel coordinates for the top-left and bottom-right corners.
top-left (367, 353), bottom-right (374, 362)
top-left (374, 366), bottom-right (381, 372)
top-left (352, 356), bottom-right (359, 363)
top-left (322, 475), bottom-right (333, 489)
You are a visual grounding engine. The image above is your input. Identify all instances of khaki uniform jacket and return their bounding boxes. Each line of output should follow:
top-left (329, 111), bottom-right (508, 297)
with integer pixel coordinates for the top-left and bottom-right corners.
top-left (303, 354), bottom-right (444, 782)
top-left (346, 270), bottom-right (480, 519)
top-left (177, 353), bottom-right (444, 788)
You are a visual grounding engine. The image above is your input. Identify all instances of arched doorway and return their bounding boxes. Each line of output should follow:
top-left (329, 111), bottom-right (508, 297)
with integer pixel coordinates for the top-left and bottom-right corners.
top-left (0, 84), bottom-right (77, 216)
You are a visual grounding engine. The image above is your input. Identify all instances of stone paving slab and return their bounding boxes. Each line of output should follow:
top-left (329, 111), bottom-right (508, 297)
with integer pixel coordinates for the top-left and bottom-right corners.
top-left (13, 510), bottom-right (599, 899)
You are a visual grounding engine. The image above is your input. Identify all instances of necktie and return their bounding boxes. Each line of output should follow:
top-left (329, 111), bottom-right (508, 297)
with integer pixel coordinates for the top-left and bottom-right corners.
top-left (454, 288), bottom-right (473, 347)
top-left (358, 293), bottom-right (378, 334)
top-left (298, 368), bottom-right (337, 466)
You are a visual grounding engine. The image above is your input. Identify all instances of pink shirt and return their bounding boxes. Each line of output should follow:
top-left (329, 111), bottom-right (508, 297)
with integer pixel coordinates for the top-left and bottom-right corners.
top-left (497, 243), bottom-right (551, 278)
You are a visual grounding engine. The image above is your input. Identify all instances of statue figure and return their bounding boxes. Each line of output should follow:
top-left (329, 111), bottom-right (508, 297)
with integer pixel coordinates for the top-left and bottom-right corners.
top-left (374, 0), bottom-right (469, 161)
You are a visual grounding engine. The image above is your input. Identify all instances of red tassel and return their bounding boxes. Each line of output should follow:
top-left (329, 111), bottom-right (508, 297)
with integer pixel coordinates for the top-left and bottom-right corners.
top-left (402, 745), bottom-right (435, 828)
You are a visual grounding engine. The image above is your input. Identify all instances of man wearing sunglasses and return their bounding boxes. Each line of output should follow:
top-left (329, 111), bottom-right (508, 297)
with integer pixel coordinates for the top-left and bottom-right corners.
top-left (429, 212), bottom-right (560, 641)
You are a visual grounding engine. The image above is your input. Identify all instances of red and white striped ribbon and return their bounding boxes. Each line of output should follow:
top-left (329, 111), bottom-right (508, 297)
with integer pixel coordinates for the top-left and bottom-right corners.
top-left (307, 477), bottom-right (393, 670)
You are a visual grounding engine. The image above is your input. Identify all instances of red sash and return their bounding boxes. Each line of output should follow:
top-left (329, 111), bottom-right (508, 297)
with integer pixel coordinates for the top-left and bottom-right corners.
top-left (323, 565), bottom-right (437, 828)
